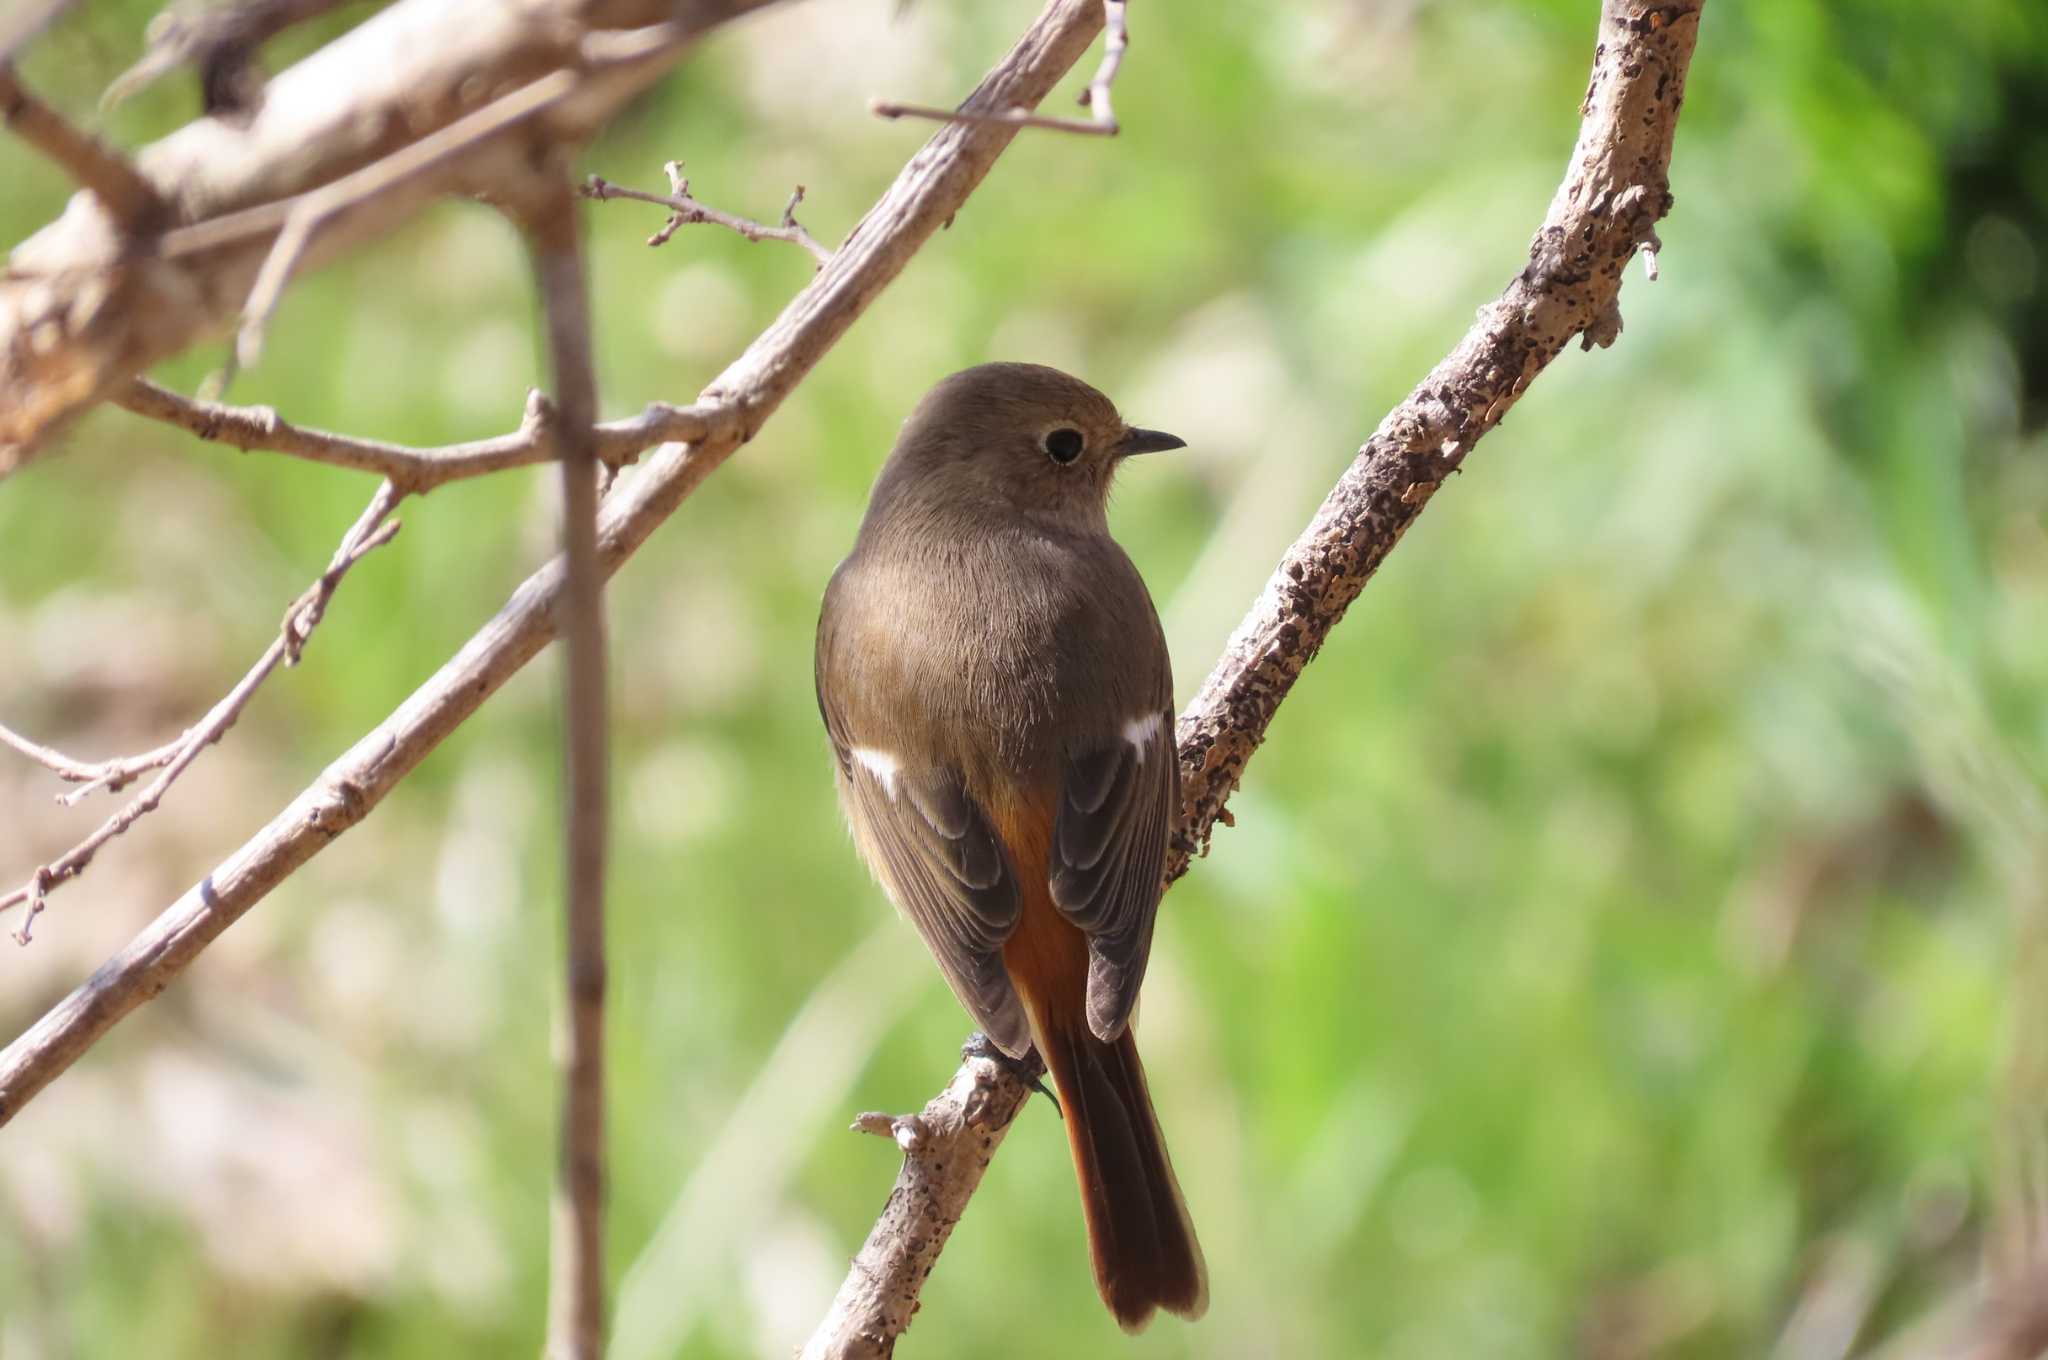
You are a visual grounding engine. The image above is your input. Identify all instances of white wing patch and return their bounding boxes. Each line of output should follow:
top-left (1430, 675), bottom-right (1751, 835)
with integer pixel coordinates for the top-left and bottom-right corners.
top-left (851, 747), bottom-right (903, 800)
top-left (1121, 712), bottom-right (1165, 763)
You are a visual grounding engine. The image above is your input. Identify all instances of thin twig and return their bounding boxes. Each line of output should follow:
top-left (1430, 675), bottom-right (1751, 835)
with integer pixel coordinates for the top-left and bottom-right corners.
top-left (869, 98), bottom-right (1118, 138)
top-left (114, 379), bottom-right (711, 490)
top-left (222, 67), bottom-right (582, 376)
top-left (583, 165), bottom-right (830, 264)
top-left (0, 64), bottom-right (164, 228)
top-left (0, 482), bottom-right (402, 933)
top-left (872, 0), bottom-right (1128, 137)
top-left (524, 181), bottom-right (611, 1360)
top-left (204, 11), bottom-right (664, 383)
top-left (0, 722), bottom-right (184, 801)
top-left (3, 1), bottom-right (781, 469)
top-left (216, 23), bottom-right (689, 376)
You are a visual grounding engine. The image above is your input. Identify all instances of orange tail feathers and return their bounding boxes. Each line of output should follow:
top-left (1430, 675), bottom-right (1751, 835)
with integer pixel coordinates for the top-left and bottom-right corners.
top-left (1033, 1010), bottom-right (1208, 1331)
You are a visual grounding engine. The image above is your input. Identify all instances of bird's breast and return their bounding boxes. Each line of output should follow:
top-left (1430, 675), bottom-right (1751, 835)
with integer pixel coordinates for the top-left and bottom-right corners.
top-left (824, 525), bottom-right (1161, 790)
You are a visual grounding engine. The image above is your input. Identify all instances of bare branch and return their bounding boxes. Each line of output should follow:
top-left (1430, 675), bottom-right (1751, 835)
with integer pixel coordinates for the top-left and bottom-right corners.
top-left (1074, 0), bottom-right (1128, 128)
top-left (522, 179), bottom-right (612, 1360)
top-left (808, 2), bottom-right (1705, 1348)
top-left (0, 481), bottom-right (402, 935)
top-left (114, 378), bottom-right (711, 488)
top-left (212, 24), bottom-right (686, 378)
top-left (0, 64), bottom-right (164, 229)
top-left (1, 0), bottom-right (783, 470)
top-left (584, 164), bottom-right (830, 264)
top-left (800, 1040), bottom-right (1042, 1360)
top-left (217, 51), bottom-right (615, 376)
top-left (0, 723), bottom-right (180, 799)
top-left (0, 0), bottom-right (1107, 1123)
top-left (872, 0), bottom-right (1129, 138)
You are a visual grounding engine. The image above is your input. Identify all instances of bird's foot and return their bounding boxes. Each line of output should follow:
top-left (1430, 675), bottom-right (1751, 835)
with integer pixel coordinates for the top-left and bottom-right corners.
top-left (962, 1031), bottom-right (1059, 1117)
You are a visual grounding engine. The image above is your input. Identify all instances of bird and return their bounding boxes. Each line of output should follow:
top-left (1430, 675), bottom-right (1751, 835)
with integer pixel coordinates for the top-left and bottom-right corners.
top-left (814, 362), bottom-right (1206, 1331)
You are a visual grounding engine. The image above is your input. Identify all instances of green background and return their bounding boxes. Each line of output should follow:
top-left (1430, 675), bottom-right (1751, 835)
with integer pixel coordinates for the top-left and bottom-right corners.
top-left (4, 1), bottom-right (2046, 1356)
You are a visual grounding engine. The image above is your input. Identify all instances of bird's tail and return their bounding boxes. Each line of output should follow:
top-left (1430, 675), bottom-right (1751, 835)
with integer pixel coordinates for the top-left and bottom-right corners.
top-left (1033, 1010), bottom-right (1208, 1331)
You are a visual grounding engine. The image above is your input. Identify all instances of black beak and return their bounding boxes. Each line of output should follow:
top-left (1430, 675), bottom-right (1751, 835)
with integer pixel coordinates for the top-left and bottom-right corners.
top-left (1117, 427), bottom-right (1187, 456)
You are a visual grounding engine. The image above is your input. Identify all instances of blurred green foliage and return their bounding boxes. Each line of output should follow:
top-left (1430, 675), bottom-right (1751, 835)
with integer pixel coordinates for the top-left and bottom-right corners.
top-left (3, 2), bottom-right (2047, 1357)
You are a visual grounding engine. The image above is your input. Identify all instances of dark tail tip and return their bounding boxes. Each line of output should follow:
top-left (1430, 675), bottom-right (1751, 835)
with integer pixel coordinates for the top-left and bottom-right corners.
top-left (1042, 1023), bottom-right (1208, 1332)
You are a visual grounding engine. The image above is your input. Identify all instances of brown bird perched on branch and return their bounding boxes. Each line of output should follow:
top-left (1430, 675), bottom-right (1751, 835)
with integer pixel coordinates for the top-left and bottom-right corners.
top-left (815, 363), bottom-right (1207, 1331)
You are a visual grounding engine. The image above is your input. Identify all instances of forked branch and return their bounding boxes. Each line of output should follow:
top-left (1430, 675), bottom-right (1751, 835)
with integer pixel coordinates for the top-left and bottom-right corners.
top-left (874, 0), bottom-right (1130, 137)
top-left (0, 481), bottom-right (402, 941)
top-left (584, 165), bottom-right (831, 263)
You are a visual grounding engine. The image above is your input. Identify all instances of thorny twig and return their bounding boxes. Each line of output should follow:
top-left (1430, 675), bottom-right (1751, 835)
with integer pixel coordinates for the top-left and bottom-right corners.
top-left (583, 164), bottom-right (831, 264)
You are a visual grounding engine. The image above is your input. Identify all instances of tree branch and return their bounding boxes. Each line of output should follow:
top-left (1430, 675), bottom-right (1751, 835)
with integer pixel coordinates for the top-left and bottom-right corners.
top-left (113, 378), bottom-right (710, 489)
top-left (873, 0), bottom-right (1130, 138)
top-left (0, 480), bottom-right (401, 938)
top-left (801, 3), bottom-right (1706, 1353)
top-left (584, 165), bottom-right (831, 263)
top-left (522, 179), bottom-right (612, 1360)
top-left (0, 722), bottom-right (181, 801)
top-left (0, 0), bottom-right (781, 470)
top-left (800, 1039), bottom-right (1043, 1360)
top-left (0, 0), bottom-right (1108, 1122)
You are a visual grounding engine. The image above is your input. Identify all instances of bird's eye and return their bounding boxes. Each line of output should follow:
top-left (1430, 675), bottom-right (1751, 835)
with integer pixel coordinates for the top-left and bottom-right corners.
top-left (1043, 428), bottom-right (1085, 464)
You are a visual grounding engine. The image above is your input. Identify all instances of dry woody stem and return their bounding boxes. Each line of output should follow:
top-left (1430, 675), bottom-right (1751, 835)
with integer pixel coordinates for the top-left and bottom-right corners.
top-left (584, 165), bottom-right (831, 263)
top-left (524, 180), bottom-right (613, 1360)
top-left (801, 1041), bottom-right (1042, 1360)
top-left (115, 378), bottom-right (711, 490)
top-left (0, 481), bottom-right (401, 939)
top-left (873, 0), bottom-right (1130, 138)
top-left (0, 0), bottom-right (782, 471)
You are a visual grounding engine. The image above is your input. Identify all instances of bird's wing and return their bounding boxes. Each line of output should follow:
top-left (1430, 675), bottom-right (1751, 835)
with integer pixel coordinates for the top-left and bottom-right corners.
top-left (820, 706), bottom-right (1031, 1056)
top-left (1049, 709), bottom-right (1177, 1042)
